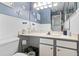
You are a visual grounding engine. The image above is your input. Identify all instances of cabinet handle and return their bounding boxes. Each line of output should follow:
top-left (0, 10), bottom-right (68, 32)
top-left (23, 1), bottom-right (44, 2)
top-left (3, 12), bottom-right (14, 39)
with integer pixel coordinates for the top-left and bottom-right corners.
top-left (50, 48), bottom-right (53, 50)
top-left (57, 49), bottom-right (60, 51)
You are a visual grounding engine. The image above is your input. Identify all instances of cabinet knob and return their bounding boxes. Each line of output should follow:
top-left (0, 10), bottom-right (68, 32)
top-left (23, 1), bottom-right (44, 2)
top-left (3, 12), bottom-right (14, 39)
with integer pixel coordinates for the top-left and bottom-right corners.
top-left (57, 49), bottom-right (60, 51)
top-left (50, 48), bottom-right (53, 50)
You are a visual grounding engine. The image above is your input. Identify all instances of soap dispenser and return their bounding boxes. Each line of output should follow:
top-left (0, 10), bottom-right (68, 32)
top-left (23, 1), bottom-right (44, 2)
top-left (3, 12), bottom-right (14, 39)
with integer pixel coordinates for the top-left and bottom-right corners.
top-left (63, 30), bottom-right (67, 35)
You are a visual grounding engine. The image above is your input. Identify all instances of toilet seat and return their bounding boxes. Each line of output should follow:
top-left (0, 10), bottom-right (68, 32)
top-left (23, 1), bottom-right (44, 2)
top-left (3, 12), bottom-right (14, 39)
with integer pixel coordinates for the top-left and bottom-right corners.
top-left (13, 53), bottom-right (27, 56)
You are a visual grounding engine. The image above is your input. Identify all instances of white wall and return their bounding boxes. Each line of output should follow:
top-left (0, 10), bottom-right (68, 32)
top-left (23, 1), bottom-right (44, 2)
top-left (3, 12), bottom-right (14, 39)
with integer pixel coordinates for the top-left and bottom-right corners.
top-left (0, 13), bottom-right (51, 48)
top-left (64, 8), bottom-right (79, 34)
top-left (0, 13), bottom-right (42, 49)
top-left (70, 11), bottom-right (79, 34)
top-left (0, 13), bottom-right (28, 39)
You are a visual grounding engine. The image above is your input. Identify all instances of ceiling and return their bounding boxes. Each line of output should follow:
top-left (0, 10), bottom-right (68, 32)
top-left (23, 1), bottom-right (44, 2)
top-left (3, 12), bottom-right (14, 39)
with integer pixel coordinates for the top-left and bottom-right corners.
top-left (1, 2), bottom-right (14, 7)
top-left (1, 2), bottom-right (75, 12)
top-left (1, 2), bottom-right (31, 10)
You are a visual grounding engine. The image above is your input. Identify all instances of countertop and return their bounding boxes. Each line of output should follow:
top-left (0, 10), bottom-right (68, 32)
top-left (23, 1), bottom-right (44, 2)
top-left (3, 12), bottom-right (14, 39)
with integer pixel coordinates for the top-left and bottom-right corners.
top-left (19, 32), bottom-right (79, 41)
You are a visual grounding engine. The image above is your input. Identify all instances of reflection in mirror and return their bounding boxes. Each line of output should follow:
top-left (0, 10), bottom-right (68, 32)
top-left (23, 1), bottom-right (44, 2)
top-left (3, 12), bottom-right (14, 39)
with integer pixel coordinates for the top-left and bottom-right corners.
top-left (51, 2), bottom-right (77, 32)
top-left (51, 11), bottom-right (61, 31)
top-left (32, 2), bottom-right (77, 35)
top-left (33, 2), bottom-right (52, 33)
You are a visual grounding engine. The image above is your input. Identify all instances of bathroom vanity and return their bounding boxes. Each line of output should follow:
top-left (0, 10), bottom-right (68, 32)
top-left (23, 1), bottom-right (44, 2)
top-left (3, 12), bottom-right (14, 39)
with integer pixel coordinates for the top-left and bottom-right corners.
top-left (19, 33), bottom-right (79, 56)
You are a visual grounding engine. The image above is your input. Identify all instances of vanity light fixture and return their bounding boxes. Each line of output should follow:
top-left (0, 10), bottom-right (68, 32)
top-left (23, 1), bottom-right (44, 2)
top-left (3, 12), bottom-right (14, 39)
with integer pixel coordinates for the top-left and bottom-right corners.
top-left (47, 2), bottom-right (52, 4)
top-left (36, 8), bottom-right (40, 10)
top-left (48, 4), bottom-right (52, 7)
top-left (38, 2), bottom-right (42, 7)
top-left (34, 2), bottom-right (58, 10)
top-left (53, 3), bottom-right (58, 6)
top-left (44, 5), bottom-right (48, 8)
top-left (40, 6), bottom-right (44, 9)
top-left (42, 2), bottom-right (47, 5)
top-left (34, 3), bottom-right (37, 8)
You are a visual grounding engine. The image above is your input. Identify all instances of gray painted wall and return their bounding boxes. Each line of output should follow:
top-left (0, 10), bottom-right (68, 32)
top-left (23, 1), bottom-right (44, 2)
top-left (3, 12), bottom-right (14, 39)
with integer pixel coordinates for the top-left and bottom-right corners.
top-left (77, 2), bottom-right (79, 9)
top-left (0, 3), bottom-right (19, 18)
top-left (0, 3), bottom-right (37, 22)
top-left (38, 8), bottom-right (51, 24)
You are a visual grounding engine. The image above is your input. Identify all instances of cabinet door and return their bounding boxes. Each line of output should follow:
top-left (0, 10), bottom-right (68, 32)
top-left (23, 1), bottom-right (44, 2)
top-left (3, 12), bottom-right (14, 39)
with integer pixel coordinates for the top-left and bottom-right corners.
top-left (39, 44), bottom-right (53, 56)
top-left (57, 47), bottom-right (77, 56)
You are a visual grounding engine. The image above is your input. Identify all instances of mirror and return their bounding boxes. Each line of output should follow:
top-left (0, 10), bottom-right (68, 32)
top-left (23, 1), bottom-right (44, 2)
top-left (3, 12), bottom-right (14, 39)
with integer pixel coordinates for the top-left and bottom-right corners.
top-left (32, 2), bottom-right (77, 33)
top-left (51, 11), bottom-right (61, 31)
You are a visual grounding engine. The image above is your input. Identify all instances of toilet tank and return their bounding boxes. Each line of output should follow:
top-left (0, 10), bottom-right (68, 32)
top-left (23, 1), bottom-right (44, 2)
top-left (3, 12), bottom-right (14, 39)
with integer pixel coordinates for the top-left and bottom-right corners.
top-left (0, 37), bottom-right (19, 56)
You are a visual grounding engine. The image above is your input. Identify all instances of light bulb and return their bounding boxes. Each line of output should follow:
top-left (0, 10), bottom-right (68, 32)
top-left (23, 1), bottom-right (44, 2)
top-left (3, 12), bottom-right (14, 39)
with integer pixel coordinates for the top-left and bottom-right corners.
top-left (53, 3), bottom-right (58, 6)
top-left (44, 5), bottom-right (48, 8)
top-left (36, 8), bottom-right (40, 10)
top-left (34, 3), bottom-right (37, 8)
top-left (38, 2), bottom-right (42, 6)
top-left (47, 2), bottom-right (52, 4)
top-left (48, 4), bottom-right (52, 7)
top-left (40, 6), bottom-right (43, 9)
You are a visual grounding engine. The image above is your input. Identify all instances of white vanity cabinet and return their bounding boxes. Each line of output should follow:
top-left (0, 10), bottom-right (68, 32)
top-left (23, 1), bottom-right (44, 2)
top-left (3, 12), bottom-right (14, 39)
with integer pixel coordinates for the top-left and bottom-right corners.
top-left (56, 40), bottom-right (77, 56)
top-left (39, 38), bottom-right (54, 56)
top-left (40, 44), bottom-right (53, 56)
top-left (39, 38), bottom-right (77, 56)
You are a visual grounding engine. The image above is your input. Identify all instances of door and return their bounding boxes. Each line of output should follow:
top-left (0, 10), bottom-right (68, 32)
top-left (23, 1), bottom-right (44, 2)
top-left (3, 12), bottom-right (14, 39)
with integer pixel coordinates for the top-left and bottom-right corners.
top-left (39, 44), bottom-right (53, 56)
top-left (52, 15), bottom-right (61, 31)
top-left (56, 47), bottom-right (77, 56)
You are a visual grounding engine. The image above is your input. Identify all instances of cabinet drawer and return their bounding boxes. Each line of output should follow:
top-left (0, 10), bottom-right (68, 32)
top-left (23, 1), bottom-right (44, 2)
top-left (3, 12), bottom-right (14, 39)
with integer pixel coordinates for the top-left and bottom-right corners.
top-left (39, 44), bottom-right (53, 56)
top-left (57, 40), bottom-right (77, 49)
top-left (56, 47), bottom-right (77, 56)
top-left (40, 38), bottom-right (53, 45)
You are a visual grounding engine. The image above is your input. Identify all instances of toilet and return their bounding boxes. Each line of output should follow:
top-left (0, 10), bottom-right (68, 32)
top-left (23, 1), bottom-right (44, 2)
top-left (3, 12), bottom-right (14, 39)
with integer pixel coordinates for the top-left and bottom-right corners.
top-left (13, 53), bottom-right (27, 56)
top-left (0, 37), bottom-right (27, 56)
